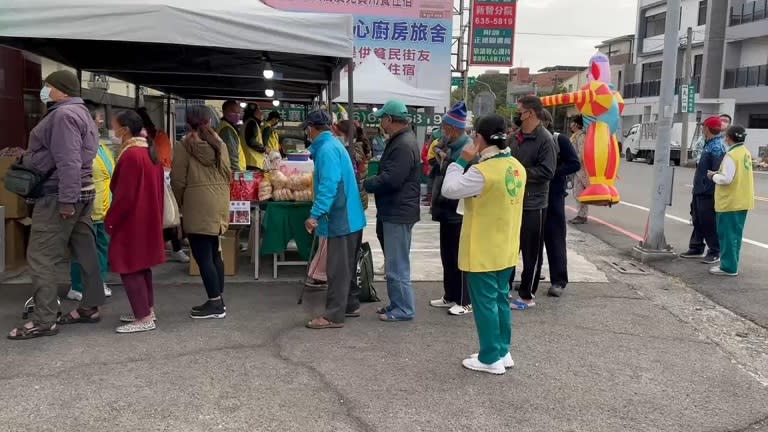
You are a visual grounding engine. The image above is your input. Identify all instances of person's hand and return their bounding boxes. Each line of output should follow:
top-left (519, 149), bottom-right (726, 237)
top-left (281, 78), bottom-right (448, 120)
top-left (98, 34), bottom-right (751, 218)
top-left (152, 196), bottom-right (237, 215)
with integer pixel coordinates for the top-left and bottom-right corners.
top-left (707, 170), bottom-right (717, 179)
top-left (304, 217), bottom-right (318, 233)
top-left (59, 203), bottom-right (75, 219)
top-left (461, 143), bottom-right (479, 162)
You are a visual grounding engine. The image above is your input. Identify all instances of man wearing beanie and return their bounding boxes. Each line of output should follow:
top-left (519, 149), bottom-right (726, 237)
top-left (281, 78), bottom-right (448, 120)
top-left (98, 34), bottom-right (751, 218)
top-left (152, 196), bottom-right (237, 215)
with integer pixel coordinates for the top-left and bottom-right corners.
top-left (429, 101), bottom-right (474, 316)
top-left (8, 70), bottom-right (104, 340)
top-left (679, 116), bottom-right (727, 264)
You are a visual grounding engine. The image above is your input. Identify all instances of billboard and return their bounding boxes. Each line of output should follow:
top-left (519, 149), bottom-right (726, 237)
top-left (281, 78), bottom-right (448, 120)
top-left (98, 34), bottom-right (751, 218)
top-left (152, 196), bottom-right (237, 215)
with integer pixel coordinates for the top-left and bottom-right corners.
top-left (263, 0), bottom-right (452, 110)
top-left (469, 0), bottom-right (516, 67)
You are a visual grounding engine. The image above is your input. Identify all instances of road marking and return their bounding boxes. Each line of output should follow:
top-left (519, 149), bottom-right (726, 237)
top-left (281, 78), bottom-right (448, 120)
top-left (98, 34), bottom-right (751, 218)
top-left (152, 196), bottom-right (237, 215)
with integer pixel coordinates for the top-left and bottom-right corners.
top-left (565, 206), bottom-right (644, 242)
top-left (684, 184), bottom-right (768, 202)
top-left (617, 201), bottom-right (768, 250)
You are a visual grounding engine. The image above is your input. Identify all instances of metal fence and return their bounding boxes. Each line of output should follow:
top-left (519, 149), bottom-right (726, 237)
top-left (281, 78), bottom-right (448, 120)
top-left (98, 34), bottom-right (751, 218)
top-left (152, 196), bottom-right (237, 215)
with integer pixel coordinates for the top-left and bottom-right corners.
top-left (729, 0), bottom-right (768, 26)
top-left (622, 76), bottom-right (701, 99)
top-left (723, 64), bottom-right (768, 89)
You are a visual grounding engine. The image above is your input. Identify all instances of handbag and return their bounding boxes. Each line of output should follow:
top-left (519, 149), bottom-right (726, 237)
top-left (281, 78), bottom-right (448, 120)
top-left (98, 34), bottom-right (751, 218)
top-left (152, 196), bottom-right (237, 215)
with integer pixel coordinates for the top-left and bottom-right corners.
top-left (356, 242), bottom-right (380, 303)
top-left (4, 163), bottom-right (55, 199)
top-left (162, 181), bottom-right (180, 228)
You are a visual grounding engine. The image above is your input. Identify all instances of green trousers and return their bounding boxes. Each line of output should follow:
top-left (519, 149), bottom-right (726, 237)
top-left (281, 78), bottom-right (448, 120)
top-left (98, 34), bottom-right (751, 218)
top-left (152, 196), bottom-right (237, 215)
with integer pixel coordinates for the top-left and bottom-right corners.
top-left (70, 221), bottom-right (110, 292)
top-left (467, 267), bottom-right (515, 365)
top-left (716, 211), bottom-right (748, 274)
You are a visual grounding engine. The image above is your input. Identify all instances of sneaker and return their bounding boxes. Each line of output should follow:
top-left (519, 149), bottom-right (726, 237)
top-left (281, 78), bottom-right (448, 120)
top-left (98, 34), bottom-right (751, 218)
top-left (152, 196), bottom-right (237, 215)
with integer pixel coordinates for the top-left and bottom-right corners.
top-left (471, 352), bottom-right (514, 368)
top-left (116, 320), bottom-right (156, 334)
top-left (679, 250), bottom-right (705, 259)
top-left (569, 216), bottom-right (588, 225)
top-left (104, 284), bottom-right (112, 298)
top-left (429, 297), bottom-right (456, 308)
top-left (461, 357), bottom-right (506, 375)
top-left (448, 304), bottom-right (473, 316)
top-left (709, 266), bottom-right (738, 277)
top-left (304, 278), bottom-right (327, 289)
top-left (374, 263), bottom-right (386, 276)
top-left (548, 285), bottom-right (565, 297)
top-left (66, 288), bottom-right (83, 302)
top-left (701, 254), bottom-right (720, 265)
top-left (190, 300), bottom-right (226, 319)
top-left (191, 300), bottom-right (227, 313)
top-left (120, 312), bottom-right (157, 323)
top-left (171, 250), bottom-right (190, 263)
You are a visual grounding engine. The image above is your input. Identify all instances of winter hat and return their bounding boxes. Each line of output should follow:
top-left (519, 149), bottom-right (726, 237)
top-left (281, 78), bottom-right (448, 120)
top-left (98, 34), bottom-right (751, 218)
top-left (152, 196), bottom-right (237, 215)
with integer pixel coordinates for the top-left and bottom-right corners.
top-left (703, 116), bottom-right (723, 133)
top-left (44, 70), bottom-right (81, 97)
top-left (442, 101), bottom-right (467, 129)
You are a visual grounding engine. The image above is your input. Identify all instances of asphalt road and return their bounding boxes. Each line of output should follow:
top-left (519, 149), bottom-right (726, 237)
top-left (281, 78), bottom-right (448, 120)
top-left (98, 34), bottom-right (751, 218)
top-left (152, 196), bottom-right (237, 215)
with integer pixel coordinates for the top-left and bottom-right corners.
top-left (567, 160), bottom-right (768, 328)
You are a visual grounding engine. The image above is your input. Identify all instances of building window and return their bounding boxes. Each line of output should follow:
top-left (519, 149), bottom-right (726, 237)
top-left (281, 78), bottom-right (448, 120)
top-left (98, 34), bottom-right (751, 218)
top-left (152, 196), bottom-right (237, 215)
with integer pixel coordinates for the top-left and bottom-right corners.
top-left (693, 54), bottom-right (703, 78)
top-left (698, 0), bottom-right (708, 26)
top-left (749, 114), bottom-right (768, 129)
top-left (645, 12), bottom-right (666, 38)
top-left (642, 61), bottom-right (663, 82)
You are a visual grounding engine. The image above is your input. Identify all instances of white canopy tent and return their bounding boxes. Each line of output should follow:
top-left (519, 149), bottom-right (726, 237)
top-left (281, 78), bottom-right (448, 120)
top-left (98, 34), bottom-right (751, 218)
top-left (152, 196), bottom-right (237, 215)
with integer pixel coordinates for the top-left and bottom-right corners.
top-left (0, 0), bottom-right (354, 102)
top-left (334, 56), bottom-right (445, 108)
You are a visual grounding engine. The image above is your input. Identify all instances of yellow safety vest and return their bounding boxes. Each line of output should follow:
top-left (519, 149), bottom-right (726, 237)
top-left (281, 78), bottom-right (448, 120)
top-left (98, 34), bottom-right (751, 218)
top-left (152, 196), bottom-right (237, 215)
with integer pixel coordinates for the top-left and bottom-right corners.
top-left (715, 144), bottom-right (754, 212)
top-left (217, 122), bottom-right (247, 171)
top-left (240, 119), bottom-right (267, 170)
top-left (458, 155), bottom-right (527, 273)
top-left (261, 123), bottom-right (281, 154)
top-left (92, 142), bottom-right (115, 221)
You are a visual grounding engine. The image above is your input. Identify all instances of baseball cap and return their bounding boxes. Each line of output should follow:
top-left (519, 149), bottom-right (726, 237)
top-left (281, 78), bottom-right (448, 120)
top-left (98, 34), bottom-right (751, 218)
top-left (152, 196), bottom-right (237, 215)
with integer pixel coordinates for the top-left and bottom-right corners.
top-left (301, 110), bottom-right (333, 129)
top-left (373, 100), bottom-right (409, 119)
top-left (703, 116), bottom-right (722, 132)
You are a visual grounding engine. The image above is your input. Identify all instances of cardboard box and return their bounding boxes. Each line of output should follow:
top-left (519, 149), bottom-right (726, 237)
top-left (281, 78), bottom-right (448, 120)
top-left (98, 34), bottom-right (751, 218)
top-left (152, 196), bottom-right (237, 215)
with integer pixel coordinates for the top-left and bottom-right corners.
top-left (4, 218), bottom-right (30, 271)
top-left (0, 157), bottom-right (30, 219)
top-left (189, 230), bottom-right (240, 276)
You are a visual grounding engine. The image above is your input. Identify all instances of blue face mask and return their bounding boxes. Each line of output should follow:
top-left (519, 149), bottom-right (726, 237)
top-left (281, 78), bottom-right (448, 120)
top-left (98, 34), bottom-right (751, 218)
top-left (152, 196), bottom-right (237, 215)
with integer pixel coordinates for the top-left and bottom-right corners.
top-left (39, 86), bottom-right (53, 103)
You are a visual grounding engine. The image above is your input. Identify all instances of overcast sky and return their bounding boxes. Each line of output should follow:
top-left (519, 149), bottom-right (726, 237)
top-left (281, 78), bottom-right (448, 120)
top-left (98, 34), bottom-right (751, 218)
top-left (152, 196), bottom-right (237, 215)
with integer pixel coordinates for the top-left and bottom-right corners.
top-left (469, 0), bottom-right (638, 73)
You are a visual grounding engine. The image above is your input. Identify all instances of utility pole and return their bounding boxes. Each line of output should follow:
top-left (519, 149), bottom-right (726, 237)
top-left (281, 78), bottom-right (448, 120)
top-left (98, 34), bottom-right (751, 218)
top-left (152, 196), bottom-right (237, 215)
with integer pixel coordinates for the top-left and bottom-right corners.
top-left (680, 26), bottom-right (693, 166)
top-left (633, 0), bottom-right (681, 261)
top-left (462, 0), bottom-right (470, 103)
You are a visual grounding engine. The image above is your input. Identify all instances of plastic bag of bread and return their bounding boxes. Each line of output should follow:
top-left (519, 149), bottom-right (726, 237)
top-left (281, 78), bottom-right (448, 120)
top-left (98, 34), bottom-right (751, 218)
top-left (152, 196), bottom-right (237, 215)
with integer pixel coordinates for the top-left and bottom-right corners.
top-left (258, 178), bottom-right (273, 201)
top-left (270, 170), bottom-right (289, 189)
top-left (293, 189), bottom-right (313, 202)
top-left (272, 188), bottom-right (295, 201)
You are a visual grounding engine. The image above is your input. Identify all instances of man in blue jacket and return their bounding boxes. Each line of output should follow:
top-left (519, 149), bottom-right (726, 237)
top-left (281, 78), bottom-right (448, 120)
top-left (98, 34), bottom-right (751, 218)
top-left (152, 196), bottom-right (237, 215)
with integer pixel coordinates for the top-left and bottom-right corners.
top-left (303, 110), bottom-right (367, 329)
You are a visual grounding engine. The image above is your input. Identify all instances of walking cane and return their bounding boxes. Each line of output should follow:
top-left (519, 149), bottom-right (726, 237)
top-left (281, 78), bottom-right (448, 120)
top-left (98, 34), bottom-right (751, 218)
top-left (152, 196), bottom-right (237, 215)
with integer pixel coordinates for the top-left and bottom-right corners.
top-left (297, 233), bottom-right (319, 305)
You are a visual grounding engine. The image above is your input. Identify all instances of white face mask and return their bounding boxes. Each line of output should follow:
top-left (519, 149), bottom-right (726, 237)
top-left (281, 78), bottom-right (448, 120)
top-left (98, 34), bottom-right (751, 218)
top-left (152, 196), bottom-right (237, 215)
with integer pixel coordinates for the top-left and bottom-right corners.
top-left (39, 86), bottom-right (53, 104)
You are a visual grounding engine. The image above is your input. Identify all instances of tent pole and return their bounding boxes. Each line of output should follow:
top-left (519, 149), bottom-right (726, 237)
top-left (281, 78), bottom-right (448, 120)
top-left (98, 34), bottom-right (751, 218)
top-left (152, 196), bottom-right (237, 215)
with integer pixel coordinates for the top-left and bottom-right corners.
top-left (165, 95), bottom-right (172, 139)
top-left (134, 86), bottom-right (141, 108)
top-left (326, 79), bottom-right (331, 112)
top-left (347, 59), bottom-right (354, 146)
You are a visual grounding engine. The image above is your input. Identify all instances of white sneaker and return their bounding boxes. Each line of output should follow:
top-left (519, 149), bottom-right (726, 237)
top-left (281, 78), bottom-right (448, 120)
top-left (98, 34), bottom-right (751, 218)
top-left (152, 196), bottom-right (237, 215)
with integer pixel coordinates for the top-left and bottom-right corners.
top-left (66, 288), bottom-right (83, 302)
top-left (430, 297), bottom-right (456, 308)
top-left (462, 357), bottom-right (506, 375)
top-left (448, 304), bottom-right (473, 316)
top-left (116, 320), bottom-right (156, 334)
top-left (709, 266), bottom-right (738, 277)
top-left (374, 263), bottom-right (385, 276)
top-left (171, 250), bottom-right (190, 263)
top-left (104, 284), bottom-right (112, 297)
top-left (471, 352), bottom-right (514, 368)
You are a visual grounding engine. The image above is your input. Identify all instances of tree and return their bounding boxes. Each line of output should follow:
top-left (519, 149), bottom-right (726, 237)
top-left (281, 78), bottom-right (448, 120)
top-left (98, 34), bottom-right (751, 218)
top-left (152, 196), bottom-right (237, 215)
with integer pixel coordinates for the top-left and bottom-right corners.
top-left (450, 72), bottom-right (508, 111)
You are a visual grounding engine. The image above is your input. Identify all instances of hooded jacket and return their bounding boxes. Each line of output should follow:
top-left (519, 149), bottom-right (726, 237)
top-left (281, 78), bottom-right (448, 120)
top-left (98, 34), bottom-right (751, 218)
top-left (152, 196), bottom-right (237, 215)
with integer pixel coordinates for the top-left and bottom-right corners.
top-left (508, 125), bottom-right (557, 210)
top-left (171, 128), bottom-right (232, 236)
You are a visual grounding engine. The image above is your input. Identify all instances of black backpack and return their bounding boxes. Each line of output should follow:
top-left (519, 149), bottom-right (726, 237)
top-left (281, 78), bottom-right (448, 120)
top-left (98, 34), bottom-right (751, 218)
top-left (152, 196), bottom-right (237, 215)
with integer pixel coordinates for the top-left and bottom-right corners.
top-left (356, 242), bottom-right (380, 303)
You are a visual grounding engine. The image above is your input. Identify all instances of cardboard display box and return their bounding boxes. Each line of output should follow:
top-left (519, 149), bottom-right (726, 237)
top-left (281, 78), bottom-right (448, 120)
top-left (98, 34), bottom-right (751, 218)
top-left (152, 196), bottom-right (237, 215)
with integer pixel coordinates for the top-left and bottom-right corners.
top-left (189, 230), bottom-right (240, 276)
top-left (0, 157), bottom-right (30, 219)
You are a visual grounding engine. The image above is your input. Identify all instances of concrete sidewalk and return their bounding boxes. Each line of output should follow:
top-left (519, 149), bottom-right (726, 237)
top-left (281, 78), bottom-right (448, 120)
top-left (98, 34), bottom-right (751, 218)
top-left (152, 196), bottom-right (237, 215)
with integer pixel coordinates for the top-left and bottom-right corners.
top-left (1, 227), bottom-right (767, 431)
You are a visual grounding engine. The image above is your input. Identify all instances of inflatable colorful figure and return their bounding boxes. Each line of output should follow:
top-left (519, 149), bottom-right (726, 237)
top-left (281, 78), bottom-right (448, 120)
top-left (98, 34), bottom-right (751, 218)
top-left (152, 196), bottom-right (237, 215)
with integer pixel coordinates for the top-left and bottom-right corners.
top-left (541, 53), bottom-right (623, 206)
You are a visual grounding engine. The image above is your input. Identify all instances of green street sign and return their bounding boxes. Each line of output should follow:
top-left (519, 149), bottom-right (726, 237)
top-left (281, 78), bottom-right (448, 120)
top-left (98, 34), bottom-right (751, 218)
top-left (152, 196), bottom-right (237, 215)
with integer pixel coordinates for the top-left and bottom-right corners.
top-left (451, 77), bottom-right (477, 87)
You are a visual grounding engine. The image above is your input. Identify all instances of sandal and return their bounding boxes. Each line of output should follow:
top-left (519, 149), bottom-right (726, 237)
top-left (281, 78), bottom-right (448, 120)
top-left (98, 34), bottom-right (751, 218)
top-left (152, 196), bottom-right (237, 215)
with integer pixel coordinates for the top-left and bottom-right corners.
top-left (375, 305), bottom-right (393, 315)
top-left (510, 299), bottom-right (535, 310)
top-left (378, 313), bottom-right (413, 322)
top-left (345, 309), bottom-right (361, 318)
top-left (58, 307), bottom-right (101, 324)
top-left (8, 323), bottom-right (59, 340)
top-left (305, 317), bottom-right (344, 329)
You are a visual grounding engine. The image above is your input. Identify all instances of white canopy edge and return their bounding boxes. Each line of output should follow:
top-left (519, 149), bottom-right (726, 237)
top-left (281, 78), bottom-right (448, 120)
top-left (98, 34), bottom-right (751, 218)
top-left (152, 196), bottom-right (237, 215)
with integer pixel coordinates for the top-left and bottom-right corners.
top-left (0, 0), bottom-right (353, 58)
top-left (335, 56), bottom-right (444, 108)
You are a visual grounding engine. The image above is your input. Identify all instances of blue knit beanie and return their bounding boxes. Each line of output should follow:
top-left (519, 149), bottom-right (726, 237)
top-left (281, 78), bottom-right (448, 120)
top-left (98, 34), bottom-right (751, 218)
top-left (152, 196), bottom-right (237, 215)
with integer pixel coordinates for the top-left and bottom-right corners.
top-left (443, 101), bottom-right (467, 129)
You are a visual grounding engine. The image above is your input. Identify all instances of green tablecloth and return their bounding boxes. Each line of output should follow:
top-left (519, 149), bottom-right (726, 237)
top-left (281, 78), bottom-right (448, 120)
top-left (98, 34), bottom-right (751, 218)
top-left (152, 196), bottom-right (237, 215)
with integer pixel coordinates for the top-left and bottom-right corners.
top-left (260, 201), bottom-right (313, 260)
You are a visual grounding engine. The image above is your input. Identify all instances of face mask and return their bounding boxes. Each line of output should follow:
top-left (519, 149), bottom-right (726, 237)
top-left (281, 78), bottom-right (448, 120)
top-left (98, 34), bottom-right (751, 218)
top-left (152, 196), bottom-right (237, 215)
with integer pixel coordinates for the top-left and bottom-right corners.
top-left (39, 86), bottom-right (52, 104)
top-left (512, 115), bottom-right (523, 128)
top-left (225, 113), bottom-right (240, 124)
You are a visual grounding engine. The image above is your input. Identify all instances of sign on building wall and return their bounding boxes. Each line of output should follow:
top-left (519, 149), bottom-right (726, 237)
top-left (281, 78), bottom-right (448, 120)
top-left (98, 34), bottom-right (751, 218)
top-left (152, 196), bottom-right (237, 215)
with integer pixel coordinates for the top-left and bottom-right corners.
top-left (469, 0), bottom-right (516, 66)
top-left (263, 0), bottom-right (452, 109)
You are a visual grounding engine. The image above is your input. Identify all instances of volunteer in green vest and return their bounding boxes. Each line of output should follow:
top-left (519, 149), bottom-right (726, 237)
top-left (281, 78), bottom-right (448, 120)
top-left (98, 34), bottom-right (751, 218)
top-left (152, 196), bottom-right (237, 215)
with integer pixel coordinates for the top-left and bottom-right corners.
top-left (707, 125), bottom-right (754, 277)
top-left (217, 100), bottom-right (246, 172)
top-left (442, 114), bottom-right (527, 375)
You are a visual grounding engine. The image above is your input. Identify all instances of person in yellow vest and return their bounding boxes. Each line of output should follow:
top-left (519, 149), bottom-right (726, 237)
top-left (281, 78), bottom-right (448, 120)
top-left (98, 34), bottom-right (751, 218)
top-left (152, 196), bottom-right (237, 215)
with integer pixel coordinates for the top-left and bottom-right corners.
top-left (67, 107), bottom-right (115, 301)
top-left (261, 111), bottom-right (283, 156)
top-left (707, 125), bottom-right (754, 277)
top-left (441, 114), bottom-right (526, 375)
top-left (241, 103), bottom-right (269, 170)
top-left (217, 100), bottom-right (246, 172)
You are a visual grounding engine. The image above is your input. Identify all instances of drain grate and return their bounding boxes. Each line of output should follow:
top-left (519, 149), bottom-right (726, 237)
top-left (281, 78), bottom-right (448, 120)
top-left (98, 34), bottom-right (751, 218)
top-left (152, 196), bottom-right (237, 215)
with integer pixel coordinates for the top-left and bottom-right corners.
top-left (604, 259), bottom-right (650, 275)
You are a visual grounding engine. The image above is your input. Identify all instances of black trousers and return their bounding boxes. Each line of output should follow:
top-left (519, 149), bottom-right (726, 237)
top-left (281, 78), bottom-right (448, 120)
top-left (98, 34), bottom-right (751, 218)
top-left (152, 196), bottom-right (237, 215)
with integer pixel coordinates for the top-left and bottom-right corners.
top-left (325, 230), bottom-right (363, 323)
top-left (163, 227), bottom-right (182, 252)
top-left (188, 234), bottom-right (225, 299)
top-left (689, 195), bottom-right (719, 255)
top-left (538, 194), bottom-right (568, 288)
top-left (439, 222), bottom-right (470, 306)
top-left (513, 208), bottom-right (547, 301)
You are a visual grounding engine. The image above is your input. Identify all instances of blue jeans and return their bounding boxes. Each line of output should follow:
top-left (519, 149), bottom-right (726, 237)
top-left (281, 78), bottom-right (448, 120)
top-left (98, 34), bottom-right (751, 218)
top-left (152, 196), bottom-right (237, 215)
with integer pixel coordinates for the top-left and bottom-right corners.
top-left (381, 221), bottom-right (415, 319)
